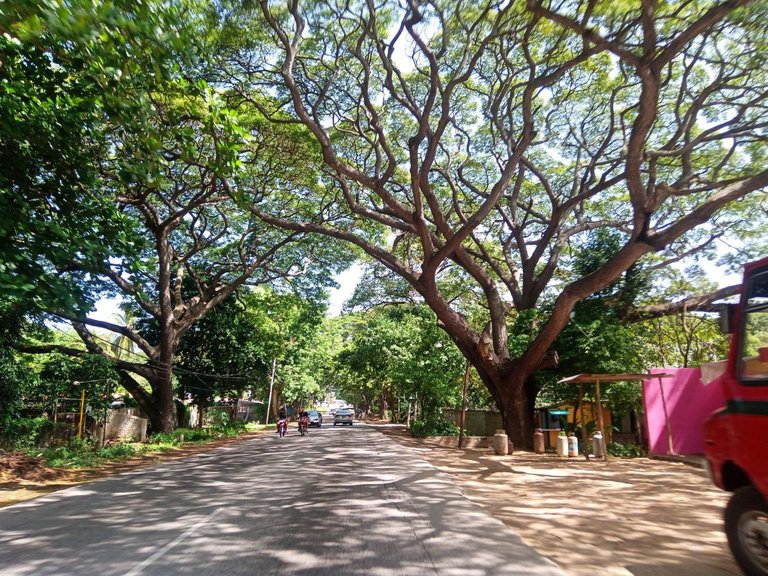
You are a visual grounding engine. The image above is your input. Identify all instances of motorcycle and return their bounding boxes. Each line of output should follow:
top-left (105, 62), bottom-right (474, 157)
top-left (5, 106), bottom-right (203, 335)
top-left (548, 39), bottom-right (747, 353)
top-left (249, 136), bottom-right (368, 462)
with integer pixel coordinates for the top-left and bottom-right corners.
top-left (277, 417), bottom-right (288, 437)
top-left (298, 414), bottom-right (309, 436)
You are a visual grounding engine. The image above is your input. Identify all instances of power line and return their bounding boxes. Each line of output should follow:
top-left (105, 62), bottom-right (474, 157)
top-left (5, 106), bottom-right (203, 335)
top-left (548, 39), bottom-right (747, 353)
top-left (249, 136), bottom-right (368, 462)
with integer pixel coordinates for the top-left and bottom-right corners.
top-left (44, 323), bottom-right (263, 382)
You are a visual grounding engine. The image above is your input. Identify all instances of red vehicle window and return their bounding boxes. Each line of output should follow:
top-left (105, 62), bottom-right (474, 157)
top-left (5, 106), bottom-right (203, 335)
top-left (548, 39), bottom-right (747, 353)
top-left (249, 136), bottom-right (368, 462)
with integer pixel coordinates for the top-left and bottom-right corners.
top-left (738, 265), bottom-right (768, 385)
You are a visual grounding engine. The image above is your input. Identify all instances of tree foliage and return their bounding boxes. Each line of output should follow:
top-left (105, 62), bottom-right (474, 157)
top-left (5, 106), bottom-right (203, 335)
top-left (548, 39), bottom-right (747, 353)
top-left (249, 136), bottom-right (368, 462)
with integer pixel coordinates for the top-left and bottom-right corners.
top-left (5, 0), bottom-right (352, 433)
top-left (246, 287), bottom-right (328, 411)
top-left (171, 285), bottom-right (327, 424)
top-left (5, 1), bottom-right (768, 445)
top-left (234, 0), bottom-right (768, 447)
top-left (334, 305), bottom-right (465, 419)
top-left (0, 348), bottom-right (31, 427)
top-left (0, 3), bottom-right (151, 315)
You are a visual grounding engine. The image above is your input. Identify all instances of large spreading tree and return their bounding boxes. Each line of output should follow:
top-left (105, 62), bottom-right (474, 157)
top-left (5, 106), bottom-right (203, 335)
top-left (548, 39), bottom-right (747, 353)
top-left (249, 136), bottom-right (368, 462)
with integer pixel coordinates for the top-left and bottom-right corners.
top-left (7, 0), bottom-right (768, 445)
top-left (222, 0), bottom-right (768, 447)
top-left (20, 84), bottom-right (348, 432)
top-left (6, 1), bottom-right (350, 433)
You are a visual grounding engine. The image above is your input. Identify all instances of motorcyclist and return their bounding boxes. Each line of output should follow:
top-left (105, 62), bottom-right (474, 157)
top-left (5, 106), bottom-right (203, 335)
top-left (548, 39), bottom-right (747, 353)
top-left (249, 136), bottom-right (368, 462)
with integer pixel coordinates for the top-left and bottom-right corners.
top-left (298, 410), bottom-right (310, 434)
top-left (277, 407), bottom-right (288, 436)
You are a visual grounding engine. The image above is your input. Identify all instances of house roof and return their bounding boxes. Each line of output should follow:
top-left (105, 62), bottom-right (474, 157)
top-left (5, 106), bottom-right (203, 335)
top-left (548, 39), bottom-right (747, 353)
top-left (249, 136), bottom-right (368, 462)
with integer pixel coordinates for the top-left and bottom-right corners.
top-left (557, 373), bottom-right (672, 384)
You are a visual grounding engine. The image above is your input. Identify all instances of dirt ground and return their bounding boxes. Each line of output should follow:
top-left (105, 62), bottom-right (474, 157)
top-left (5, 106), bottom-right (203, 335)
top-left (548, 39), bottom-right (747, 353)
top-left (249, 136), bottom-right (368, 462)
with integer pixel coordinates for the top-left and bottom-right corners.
top-left (383, 430), bottom-right (741, 576)
top-left (0, 433), bottom-right (261, 508)
top-left (1, 428), bottom-right (741, 576)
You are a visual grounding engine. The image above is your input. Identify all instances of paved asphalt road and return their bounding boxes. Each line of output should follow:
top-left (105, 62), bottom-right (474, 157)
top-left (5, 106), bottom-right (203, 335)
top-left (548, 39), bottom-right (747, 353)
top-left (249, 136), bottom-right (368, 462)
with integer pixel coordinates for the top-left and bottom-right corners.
top-left (0, 423), bottom-right (564, 576)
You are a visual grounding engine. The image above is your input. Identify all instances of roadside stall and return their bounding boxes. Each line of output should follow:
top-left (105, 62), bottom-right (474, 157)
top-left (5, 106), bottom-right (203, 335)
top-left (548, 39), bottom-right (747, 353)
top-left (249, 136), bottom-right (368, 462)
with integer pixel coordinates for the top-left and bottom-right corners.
top-left (558, 373), bottom-right (671, 460)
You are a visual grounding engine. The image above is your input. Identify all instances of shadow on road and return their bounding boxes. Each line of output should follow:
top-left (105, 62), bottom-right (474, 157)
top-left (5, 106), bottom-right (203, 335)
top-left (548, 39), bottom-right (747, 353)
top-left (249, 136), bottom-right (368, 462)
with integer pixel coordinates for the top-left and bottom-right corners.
top-left (0, 424), bottom-right (562, 576)
top-left (383, 429), bottom-right (740, 576)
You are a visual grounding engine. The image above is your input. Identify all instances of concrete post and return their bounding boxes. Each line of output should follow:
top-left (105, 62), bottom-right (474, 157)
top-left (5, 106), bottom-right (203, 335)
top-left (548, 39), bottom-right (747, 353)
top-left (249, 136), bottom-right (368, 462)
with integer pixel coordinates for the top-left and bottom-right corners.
top-left (493, 429), bottom-right (509, 455)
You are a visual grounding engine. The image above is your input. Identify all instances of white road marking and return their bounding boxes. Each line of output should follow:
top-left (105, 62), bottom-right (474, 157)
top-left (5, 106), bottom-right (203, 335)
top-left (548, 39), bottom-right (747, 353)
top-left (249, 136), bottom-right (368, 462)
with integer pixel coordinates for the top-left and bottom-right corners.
top-left (122, 507), bottom-right (223, 576)
top-left (281, 449), bottom-right (297, 462)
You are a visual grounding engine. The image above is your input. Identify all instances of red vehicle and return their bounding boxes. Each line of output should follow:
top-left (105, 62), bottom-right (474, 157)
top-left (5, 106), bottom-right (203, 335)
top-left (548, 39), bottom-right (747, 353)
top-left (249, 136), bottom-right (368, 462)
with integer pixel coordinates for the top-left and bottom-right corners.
top-left (704, 256), bottom-right (768, 576)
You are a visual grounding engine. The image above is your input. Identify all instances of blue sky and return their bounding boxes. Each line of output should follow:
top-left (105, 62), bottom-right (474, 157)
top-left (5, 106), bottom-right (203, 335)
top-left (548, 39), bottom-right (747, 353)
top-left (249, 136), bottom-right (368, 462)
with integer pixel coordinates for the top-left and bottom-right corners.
top-left (92, 265), bottom-right (364, 322)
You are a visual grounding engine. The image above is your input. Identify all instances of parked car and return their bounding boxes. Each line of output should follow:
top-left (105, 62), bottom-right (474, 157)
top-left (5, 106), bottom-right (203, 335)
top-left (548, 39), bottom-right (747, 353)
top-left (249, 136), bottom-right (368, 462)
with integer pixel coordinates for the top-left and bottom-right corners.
top-left (333, 408), bottom-right (354, 426)
top-left (308, 410), bottom-right (322, 427)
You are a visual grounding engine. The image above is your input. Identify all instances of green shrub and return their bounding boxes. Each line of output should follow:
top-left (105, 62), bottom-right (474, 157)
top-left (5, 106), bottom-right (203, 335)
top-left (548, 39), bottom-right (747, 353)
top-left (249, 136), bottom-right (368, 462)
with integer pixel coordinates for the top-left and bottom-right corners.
top-left (607, 442), bottom-right (644, 458)
top-left (37, 439), bottom-right (140, 467)
top-left (32, 420), bottom-right (253, 468)
top-left (147, 431), bottom-right (177, 445)
top-left (207, 408), bottom-right (231, 430)
top-left (177, 428), bottom-right (215, 442)
top-left (147, 428), bottom-right (206, 444)
top-left (98, 443), bottom-right (137, 460)
top-left (147, 423), bottom-right (245, 446)
top-left (38, 439), bottom-right (98, 468)
top-left (410, 415), bottom-right (460, 437)
top-left (208, 410), bottom-right (246, 435)
top-left (0, 417), bottom-right (54, 451)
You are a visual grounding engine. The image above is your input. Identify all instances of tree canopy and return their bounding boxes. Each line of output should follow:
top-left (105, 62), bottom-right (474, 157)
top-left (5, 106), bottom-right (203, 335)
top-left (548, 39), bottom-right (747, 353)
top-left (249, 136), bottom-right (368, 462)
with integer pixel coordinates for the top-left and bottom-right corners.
top-left (3, 0), bottom-right (767, 443)
top-left (229, 0), bottom-right (768, 446)
top-left (3, 0), bottom-right (351, 433)
top-left (334, 304), bottom-right (465, 419)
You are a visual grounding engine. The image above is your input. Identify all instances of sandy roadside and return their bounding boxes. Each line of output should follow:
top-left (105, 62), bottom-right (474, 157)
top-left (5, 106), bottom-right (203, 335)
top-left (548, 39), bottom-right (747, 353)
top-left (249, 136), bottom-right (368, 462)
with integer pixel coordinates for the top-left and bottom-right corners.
top-left (384, 431), bottom-right (741, 576)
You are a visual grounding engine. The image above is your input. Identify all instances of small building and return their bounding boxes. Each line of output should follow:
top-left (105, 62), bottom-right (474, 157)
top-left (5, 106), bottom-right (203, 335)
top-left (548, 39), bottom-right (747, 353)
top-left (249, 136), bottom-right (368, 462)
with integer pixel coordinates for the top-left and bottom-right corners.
top-left (535, 402), bottom-right (612, 450)
top-left (643, 367), bottom-right (725, 456)
top-left (234, 399), bottom-right (262, 422)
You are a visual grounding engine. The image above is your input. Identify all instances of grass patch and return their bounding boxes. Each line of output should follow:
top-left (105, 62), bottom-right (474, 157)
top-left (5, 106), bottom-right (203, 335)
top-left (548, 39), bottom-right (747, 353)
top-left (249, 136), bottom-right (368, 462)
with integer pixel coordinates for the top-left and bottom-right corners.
top-left (29, 424), bottom-right (263, 469)
top-left (30, 438), bottom-right (163, 468)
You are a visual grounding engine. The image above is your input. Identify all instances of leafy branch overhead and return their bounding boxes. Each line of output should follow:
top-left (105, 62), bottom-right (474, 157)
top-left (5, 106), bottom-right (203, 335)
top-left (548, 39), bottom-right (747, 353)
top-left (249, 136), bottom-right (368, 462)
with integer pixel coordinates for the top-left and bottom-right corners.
top-left (2, 0), bottom-right (352, 433)
top-left (3, 0), bottom-right (767, 445)
top-left (239, 0), bottom-right (768, 446)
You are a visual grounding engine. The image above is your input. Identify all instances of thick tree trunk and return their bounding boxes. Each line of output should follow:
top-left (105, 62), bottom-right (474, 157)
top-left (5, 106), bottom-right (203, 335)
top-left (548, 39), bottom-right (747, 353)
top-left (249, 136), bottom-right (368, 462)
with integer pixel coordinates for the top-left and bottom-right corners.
top-left (195, 396), bottom-right (209, 428)
top-left (469, 360), bottom-right (536, 451)
top-left (118, 368), bottom-right (176, 434)
top-left (379, 394), bottom-right (389, 421)
top-left (150, 370), bottom-right (177, 434)
top-left (497, 375), bottom-right (535, 451)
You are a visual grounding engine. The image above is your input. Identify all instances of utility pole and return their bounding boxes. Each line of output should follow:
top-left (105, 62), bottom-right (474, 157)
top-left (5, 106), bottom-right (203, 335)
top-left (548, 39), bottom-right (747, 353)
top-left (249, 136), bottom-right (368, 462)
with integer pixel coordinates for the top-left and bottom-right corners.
top-left (265, 358), bottom-right (277, 425)
top-left (77, 384), bottom-right (86, 439)
top-left (458, 362), bottom-right (471, 449)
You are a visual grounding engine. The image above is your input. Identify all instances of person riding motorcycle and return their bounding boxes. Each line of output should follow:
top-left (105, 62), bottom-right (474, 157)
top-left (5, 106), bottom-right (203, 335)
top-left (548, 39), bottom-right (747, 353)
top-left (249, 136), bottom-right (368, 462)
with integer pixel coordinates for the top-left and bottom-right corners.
top-left (277, 407), bottom-right (288, 437)
top-left (298, 411), bottom-right (310, 435)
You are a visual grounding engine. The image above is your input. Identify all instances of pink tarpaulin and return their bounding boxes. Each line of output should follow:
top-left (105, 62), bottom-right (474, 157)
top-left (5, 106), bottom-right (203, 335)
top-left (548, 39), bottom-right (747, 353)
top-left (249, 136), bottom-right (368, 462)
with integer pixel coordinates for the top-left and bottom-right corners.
top-left (643, 367), bottom-right (726, 455)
